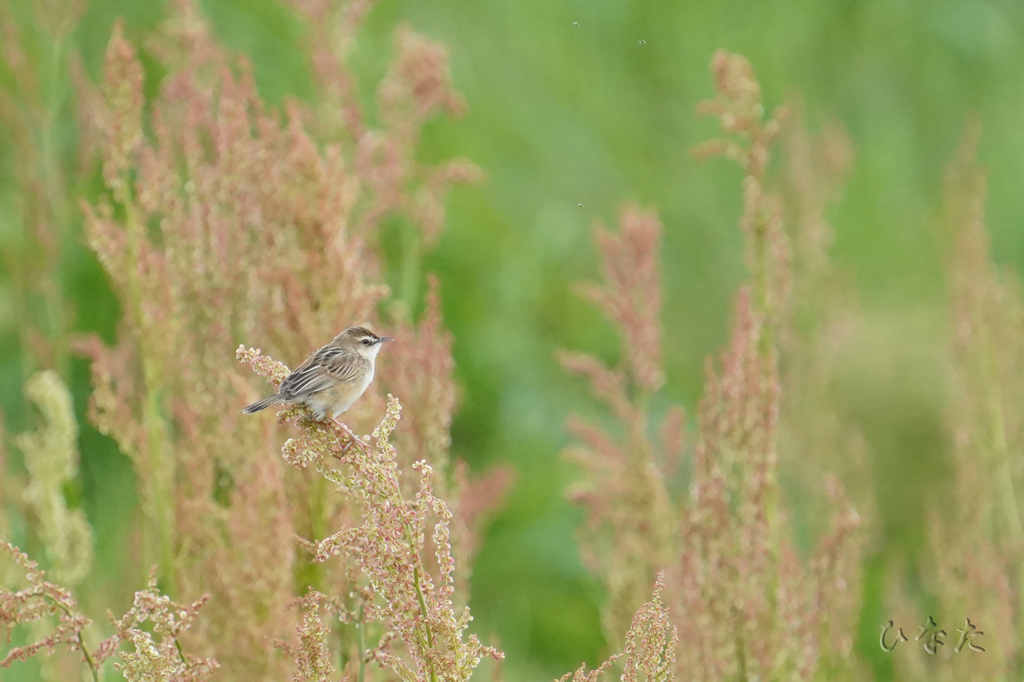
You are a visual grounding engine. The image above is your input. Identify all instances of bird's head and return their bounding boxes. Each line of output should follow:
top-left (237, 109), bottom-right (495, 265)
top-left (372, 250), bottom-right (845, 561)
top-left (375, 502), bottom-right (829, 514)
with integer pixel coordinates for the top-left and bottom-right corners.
top-left (335, 326), bottom-right (394, 359)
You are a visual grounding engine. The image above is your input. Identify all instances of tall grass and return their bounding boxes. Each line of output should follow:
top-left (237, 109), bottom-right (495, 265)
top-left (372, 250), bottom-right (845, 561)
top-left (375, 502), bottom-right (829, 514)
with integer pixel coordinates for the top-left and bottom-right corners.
top-left (1, 2), bottom-right (1021, 681)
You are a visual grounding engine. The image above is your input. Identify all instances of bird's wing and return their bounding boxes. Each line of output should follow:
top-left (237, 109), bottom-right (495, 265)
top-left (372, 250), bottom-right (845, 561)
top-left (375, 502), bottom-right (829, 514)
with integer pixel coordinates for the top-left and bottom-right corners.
top-left (279, 345), bottom-right (365, 398)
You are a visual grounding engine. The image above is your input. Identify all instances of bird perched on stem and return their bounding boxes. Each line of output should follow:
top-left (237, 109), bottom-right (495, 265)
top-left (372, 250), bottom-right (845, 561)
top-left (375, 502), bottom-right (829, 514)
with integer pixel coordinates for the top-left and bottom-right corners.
top-left (241, 327), bottom-right (393, 429)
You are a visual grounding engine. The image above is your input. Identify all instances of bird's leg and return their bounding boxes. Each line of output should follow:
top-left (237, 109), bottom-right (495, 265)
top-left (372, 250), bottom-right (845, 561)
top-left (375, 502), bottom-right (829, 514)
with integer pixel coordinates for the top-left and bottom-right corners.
top-left (332, 417), bottom-right (359, 447)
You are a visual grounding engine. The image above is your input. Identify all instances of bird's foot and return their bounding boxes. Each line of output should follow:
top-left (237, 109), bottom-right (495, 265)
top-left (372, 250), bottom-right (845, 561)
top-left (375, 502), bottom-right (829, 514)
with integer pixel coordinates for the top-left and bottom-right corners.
top-left (331, 418), bottom-right (359, 446)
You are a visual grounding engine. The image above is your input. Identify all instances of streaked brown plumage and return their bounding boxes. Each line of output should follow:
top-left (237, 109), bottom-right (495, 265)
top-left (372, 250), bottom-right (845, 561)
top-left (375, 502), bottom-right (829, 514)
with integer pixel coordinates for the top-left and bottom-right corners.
top-left (241, 326), bottom-right (393, 421)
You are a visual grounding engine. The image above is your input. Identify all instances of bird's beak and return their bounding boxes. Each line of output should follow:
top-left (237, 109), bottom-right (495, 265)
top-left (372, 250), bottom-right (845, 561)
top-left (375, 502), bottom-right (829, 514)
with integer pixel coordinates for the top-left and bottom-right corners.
top-left (379, 337), bottom-right (394, 343)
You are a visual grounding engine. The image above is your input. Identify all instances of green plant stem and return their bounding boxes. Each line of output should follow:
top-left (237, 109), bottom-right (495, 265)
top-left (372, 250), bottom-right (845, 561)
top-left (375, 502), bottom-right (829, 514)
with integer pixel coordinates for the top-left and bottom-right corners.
top-left (326, 422), bottom-right (438, 682)
top-left (144, 373), bottom-right (174, 588)
top-left (47, 596), bottom-right (100, 682)
top-left (356, 601), bottom-right (366, 682)
top-left (304, 474), bottom-right (328, 592)
top-left (628, 391), bottom-right (673, 580)
top-left (405, 523), bottom-right (439, 682)
top-left (81, 634), bottom-right (100, 682)
top-left (749, 184), bottom-right (782, 627)
top-left (40, 32), bottom-right (70, 379)
top-left (175, 639), bottom-right (190, 666)
top-left (732, 603), bottom-right (747, 682)
top-left (7, 23), bottom-right (72, 381)
top-left (120, 187), bottom-right (175, 593)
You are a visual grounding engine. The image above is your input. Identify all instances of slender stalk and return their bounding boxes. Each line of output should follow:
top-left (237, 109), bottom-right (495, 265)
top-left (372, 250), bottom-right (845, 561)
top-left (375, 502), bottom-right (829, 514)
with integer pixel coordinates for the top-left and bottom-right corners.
top-left (120, 187), bottom-right (175, 593)
top-left (40, 32), bottom-right (71, 379)
top-left (405, 524), bottom-right (439, 682)
top-left (175, 639), bottom-right (188, 665)
top-left (748, 173), bottom-right (782, 625)
top-left (327, 420), bottom-right (439, 682)
top-left (8, 22), bottom-right (72, 380)
top-left (732, 603), bottom-right (747, 682)
top-left (303, 474), bottom-right (328, 592)
top-left (629, 391), bottom-right (673, 581)
top-left (356, 601), bottom-right (366, 682)
top-left (46, 595), bottom-right (100, 682)
top-left (81, 633), bottom-right (100, 682)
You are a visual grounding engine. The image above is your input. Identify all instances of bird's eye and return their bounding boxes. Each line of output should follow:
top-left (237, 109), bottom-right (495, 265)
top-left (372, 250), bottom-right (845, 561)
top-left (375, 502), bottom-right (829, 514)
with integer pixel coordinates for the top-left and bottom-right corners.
top-left (362, 338), bottom-right (371, 345)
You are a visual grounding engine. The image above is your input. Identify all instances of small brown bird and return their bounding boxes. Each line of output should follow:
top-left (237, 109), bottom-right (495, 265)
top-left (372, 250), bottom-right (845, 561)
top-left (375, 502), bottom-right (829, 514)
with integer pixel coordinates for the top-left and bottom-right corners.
top-left (242, 326), bottom-right (393, 422)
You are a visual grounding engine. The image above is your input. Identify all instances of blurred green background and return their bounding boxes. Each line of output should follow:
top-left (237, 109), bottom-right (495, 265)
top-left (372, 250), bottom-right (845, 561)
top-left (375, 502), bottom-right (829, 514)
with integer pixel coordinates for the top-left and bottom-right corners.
top-left (3, 0), bottom-right (1024, 679)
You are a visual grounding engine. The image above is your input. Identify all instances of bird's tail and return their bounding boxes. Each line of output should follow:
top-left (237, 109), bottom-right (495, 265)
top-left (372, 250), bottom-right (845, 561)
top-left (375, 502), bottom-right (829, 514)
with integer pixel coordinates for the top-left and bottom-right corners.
top-left (241, 394), bottom-right (282, 414)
